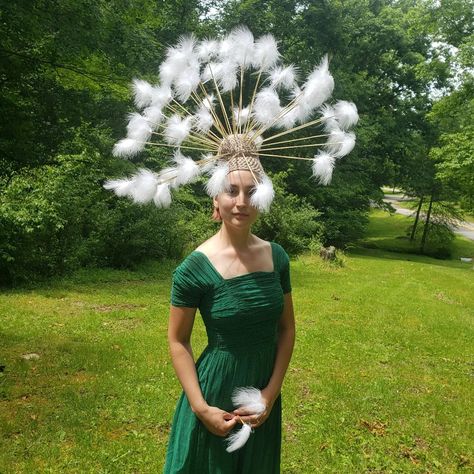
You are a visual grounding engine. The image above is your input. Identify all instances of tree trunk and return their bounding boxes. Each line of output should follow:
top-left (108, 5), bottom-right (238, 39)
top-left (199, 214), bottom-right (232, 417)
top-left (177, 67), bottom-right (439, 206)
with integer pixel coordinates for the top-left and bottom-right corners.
top-left (410, 196), bottom-right (424, 241)
top-left (420, 193), bottom-right (433, 253)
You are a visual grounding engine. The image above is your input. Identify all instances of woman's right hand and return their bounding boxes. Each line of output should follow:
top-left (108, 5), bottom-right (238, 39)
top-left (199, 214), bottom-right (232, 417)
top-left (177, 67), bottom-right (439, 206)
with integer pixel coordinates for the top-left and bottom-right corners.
top-left (194, 405), bottom-right (237, 437)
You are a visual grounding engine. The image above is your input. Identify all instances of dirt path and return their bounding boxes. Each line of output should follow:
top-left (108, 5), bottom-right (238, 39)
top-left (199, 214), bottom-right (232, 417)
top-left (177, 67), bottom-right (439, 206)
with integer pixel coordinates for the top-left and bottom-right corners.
top-left (383, 194), bottom-right (474, 241)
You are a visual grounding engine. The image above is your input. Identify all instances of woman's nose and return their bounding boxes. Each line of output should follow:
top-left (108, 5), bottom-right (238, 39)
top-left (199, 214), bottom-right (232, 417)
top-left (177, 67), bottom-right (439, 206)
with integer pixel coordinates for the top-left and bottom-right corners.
top-left (235, 191), bottom-right (248, 206)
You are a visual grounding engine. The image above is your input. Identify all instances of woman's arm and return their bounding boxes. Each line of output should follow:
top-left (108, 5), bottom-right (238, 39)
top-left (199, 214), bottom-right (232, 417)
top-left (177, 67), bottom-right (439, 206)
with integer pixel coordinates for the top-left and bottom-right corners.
top-left (168, 305), bottom-right (237, 436)
top-left (234, 292), bottom-right (295, 427)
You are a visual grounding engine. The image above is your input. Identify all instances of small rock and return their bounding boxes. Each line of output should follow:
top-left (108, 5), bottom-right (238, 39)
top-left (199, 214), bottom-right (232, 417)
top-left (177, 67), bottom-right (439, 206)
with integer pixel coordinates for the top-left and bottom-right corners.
top-left (21, 353), bottom-right (40, 361)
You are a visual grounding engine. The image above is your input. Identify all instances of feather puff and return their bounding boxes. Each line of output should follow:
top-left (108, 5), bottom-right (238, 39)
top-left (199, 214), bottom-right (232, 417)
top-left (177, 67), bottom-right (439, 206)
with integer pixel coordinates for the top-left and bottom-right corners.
top-left (226, 424), bottom-right (252, 453)
top-left (301, 55), bottom-right (334, 113)
top-left (253, 87), bottom-right (281, 127)
top-left (333, 100), bottom-right (359, 130)
top-left (250, 174), bottom-right (274, 212)
top-left (326, 129), bottom-right (356, 157)
top-left (132, 79), bottom-right (154, 109)
top-left (268, 65), bottom-right (297, 90)
top-left (228, 26), bottom-right (255, 66)
top-left (231, 387), bottom-right (266, 415)
top-left (173, 151), bottom-right (201, 185)
top-left (153, 183), bottom-right (172, 208)
top-left (312, 152), bottom-right (335, 185)
top-left (112, 138), bottom-right (144, 158)
top-left (164, 115), bottom-right (192, 146)
top-left (205, 162), bottom-right (229, 197)
top-left (252, 34), bottom-right (280, 70)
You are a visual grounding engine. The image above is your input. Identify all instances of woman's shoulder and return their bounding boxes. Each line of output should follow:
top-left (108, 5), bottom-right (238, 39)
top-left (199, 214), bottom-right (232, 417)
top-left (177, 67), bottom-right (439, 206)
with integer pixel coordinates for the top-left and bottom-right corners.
top-left (270, 241), bottom-right (290, 264)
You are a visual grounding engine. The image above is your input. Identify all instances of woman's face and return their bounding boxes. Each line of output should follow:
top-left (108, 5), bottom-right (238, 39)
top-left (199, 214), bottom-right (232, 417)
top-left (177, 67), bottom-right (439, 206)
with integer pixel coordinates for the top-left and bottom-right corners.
top-left (214, 170), bottom-right (259, 228)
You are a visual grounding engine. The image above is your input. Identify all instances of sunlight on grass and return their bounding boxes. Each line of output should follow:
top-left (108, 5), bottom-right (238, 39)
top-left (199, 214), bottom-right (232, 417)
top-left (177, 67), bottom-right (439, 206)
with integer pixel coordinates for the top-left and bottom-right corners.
top-left (1, 220), bottom-right (473, 472)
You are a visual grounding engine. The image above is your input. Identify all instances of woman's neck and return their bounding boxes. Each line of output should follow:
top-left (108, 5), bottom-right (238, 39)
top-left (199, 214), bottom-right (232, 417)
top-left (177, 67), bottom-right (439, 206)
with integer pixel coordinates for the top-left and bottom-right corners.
top-left (217, 223), bottom-right (253, 251)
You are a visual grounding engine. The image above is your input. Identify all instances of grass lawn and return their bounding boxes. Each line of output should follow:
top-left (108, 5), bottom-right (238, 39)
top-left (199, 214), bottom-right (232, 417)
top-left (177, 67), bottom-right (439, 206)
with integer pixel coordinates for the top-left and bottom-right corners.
top-left (1, 212), bottom-right (473, 473)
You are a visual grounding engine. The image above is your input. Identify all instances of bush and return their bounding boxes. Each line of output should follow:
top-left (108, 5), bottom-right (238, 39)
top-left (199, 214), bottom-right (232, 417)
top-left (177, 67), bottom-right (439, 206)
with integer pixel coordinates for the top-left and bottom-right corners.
top-left (253, 172), bottom-right (323, 256)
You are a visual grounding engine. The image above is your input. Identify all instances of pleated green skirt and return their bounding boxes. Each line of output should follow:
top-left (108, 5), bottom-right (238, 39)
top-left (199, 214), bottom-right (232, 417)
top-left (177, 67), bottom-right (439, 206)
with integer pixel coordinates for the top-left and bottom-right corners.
top-left (164, 243), bottom-right (291, 474)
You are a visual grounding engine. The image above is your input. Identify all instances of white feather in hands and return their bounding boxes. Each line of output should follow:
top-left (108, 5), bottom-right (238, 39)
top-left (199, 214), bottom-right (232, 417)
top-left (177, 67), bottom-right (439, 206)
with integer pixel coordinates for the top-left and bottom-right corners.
top-left (225, 387), bottom-right (265, 453)
top-left (250, 174), bottom-right (275, 213)
top-left (312, 152), bottom-right (336, 185)
top-left (231, 387), bottom-right (266, 415)
top-left (226, 423), bottom-right (252, 453)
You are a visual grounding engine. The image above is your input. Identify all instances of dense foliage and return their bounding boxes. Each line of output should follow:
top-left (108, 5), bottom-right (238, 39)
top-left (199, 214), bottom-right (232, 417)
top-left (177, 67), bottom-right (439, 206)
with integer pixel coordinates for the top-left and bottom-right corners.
top-left (0, 0), bottom-right (472, 284)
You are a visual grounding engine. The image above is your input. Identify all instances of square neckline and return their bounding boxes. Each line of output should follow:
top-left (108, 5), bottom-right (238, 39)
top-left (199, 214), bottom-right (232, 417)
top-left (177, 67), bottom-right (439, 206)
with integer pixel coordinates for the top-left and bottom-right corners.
top-left (192, 241), bottom-right (276, 282)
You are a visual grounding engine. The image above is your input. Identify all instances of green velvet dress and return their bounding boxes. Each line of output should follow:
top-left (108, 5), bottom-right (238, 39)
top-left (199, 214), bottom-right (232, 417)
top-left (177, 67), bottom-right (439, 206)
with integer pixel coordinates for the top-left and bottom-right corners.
top-left (163, 242), bottom-right (291, 474)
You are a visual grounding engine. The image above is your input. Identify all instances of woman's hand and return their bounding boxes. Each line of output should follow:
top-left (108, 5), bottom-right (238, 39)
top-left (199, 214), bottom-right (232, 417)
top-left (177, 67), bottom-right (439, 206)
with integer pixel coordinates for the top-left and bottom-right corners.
top-left (195, 405), bottom-right (238, 437)
top-left (232, 390), bottom-right (276, 429)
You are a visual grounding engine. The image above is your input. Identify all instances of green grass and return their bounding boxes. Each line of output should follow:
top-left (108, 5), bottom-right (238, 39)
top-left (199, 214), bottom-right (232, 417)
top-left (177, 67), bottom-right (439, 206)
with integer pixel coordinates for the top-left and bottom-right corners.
top-left (1, 216), bottom-right (473, 473)
top-left (361, 209), bottom-right (474, 261)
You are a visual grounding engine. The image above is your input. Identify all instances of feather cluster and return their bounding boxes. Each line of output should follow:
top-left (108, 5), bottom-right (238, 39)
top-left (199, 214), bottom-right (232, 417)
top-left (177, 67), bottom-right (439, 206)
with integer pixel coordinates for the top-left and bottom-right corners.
top-left (105, 25), bottom-right (359, 209)
top-left (225, 387), bottom-right (266, 453)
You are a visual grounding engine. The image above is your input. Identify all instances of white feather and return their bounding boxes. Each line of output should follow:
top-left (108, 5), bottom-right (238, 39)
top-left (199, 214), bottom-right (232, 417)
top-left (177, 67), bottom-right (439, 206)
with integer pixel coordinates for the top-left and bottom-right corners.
top-left (126, 113), bottom-right (152, 142)
top-left (175, 65), bottom-right (201, 102)
top-left (130, 169), bottom-right (158, 203)
top-left (112, 138), bottom-right (144, 158)
top-left (197, 39), bottom-right (219, 61)
top-left (164, 115), bottom-right (192, 145)
top-left (253, 134), bottom-right (263, 150)
top-left (319, 104), bottom-right (337, 131)
top-left (268, 65), bottom-right (297, 90)
top-left (202, 94), bottom-right (215, 110)
top-left (205, 162), bottom-right (229, 196)
top-left (302, 55), bottom-right (334, 112)
top-left (150, 85), bottom-right (173, 107)
top-left (153, 183), bottom-right (172, 208)
top-left (326, 129), bottom-right (356, 157)
top-left (200, 154), bottom-right (218, 173)
top-left (173, 151), bottom-right (201, 185)
top-left (226, 424), bottom-right (252, 453)
top-left (132, 79), bottom-right (154, 109)
top-left (103, 178), bottom-right (134, 197)
top-left (228, 26), bottom-right (255, 65)
top-left (201, 62), bottom-right (223, 84)
top-left (216, 61), bottom-right (238, 92)
top-left (333, 100), bottom-right (359, 130)
top-left (143, 106), bottom-right (164, 128)
top-left (160, 35), bottom-right (197, 86)
top-left (253, 87), bottom-right (281, 127)
top-left (250, 174), bottom-right (274, 212)
top-left (194, 106), bottom-right (214, 133)
top-left (252, 34), bottom-right (280, 70)
top-left (233, 107), bottom-right (250, 127)
top-left (231, 387), bottom-right (266, 415)
top-left (158, 167), bottom-right (178, 188)
top-left (312, 152), bottom-right (335, 185)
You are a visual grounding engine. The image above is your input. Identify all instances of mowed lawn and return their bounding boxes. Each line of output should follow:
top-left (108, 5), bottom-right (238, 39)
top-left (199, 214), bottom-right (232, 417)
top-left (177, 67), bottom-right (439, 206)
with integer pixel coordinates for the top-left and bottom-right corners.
top-left (1, 211), bottom-right (473, 473)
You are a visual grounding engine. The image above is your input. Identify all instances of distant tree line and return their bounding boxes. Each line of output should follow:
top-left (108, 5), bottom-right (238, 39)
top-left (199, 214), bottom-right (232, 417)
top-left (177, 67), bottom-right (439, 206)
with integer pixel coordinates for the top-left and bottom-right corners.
top-left (1, 0), bottom-right (472, 284)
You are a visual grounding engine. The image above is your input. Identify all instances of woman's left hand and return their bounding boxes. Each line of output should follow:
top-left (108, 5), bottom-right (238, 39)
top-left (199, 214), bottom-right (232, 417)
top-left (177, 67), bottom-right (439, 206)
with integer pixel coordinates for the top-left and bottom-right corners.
top-left (232, 389), bottom-right (276, 429)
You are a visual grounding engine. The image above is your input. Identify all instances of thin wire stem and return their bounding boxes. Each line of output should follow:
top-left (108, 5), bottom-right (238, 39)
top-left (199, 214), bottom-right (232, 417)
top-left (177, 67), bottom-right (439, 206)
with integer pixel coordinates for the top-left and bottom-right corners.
top-left (260, 116), bottom-right (326, 144)
top-left (258, 152), bottom-right (314, 161)
top-left (144, 141), bottom-right (215, 152)
top-left (260, 142), bottom-right (328, 152)
top-left (196, 85), bottom-right (228, 139)
top-left (189, 90), bottom-right (227, 142)
top-left (244, 70), bottom-right (263, 134)
top-left (261, 133), bottom-right (329, 146)
top-left (207, 64), bottom-right (232, 135)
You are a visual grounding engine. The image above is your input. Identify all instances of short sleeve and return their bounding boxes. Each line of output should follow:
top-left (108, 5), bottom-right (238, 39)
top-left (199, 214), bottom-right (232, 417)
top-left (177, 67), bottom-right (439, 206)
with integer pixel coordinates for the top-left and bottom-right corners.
top-left (272, 243), bottom-right (292, 294)
top-left (170, 257), bottom-right (204, 308)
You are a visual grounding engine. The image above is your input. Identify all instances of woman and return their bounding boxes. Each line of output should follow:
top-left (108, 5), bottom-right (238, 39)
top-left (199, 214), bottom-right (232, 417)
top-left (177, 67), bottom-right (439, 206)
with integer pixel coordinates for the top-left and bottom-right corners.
top-left (164, 166), bottom-right (295, 473)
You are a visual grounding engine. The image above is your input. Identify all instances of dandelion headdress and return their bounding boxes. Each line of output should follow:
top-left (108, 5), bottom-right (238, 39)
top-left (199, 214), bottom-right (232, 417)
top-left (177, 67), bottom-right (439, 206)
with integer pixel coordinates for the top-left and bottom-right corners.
top-left (104, 26), bottom-right (359, 212)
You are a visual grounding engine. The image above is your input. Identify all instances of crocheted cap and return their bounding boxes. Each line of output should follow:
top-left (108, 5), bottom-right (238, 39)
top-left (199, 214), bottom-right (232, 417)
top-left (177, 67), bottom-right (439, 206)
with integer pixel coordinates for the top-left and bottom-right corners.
top-left (217, 134), bottom-right (264, 176)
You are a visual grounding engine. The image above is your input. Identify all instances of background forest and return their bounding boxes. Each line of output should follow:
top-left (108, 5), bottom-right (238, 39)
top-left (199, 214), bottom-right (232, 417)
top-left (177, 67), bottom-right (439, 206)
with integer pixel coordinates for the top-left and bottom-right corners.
top-left (1, 0), bottom-right (473, 285)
